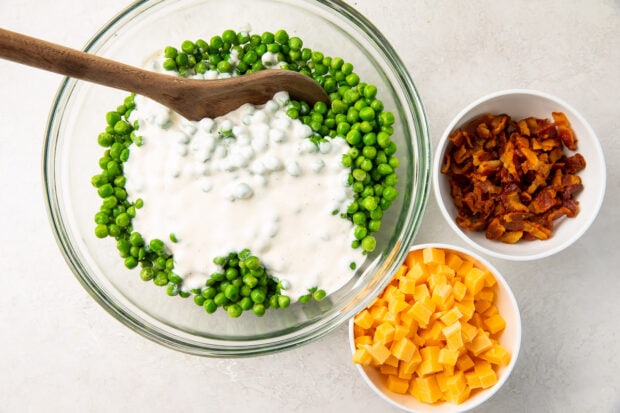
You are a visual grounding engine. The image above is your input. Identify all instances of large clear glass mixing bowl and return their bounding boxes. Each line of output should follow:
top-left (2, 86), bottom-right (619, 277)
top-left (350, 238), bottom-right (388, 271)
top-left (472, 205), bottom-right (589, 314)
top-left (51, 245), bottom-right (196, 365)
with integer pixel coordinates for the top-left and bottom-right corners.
top-left (43, 0), bottom-right (430, 357)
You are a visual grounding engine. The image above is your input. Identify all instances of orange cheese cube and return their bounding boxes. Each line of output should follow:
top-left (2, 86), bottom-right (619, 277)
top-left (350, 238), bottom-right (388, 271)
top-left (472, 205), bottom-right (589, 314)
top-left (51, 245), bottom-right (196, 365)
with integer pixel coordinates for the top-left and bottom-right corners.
top-left (393, 264), bottom-right (408, 281)
top-left (465, 371), bottom-right (483, 389)
top-left (399, 347), bottom-right (422, 375)
top-left (484, 305), bottom-right (499, 317)
top-left (398, 276), bottom-right (417, 295)
top-left (442, 321), bottom-right (463, 350)
top-left (385, 375), bottom-right (410, 394)
top-left (352, 347), bottom-right (372, 365)
top-left (416, 346), bottom-right (443, 376)
top-left (438, 348), bottom-right (459, 366)
top-left (406, 262), bottom-right (428, 285)
top-left (388, 291), bottom-right (408, 314)
top-left (380, 364), bottom-right (398, 376)
top-left (478, 287), bottom-right (495, 302)
top-left (374, 321), bottom-right (395, 344)
top-left (370, 305), bottom-right (387, 327)
top-left (365, 342), bottom-right (391, 364)
top-left (435, 263), bottom-right (456, 278)
top-left (456, 260), bottom-right (474, 278)
top-left (484, 314), bottom-right (507, 335)
top-left (353, 324), bottom-right (366, 338)
top-left (439, 306), bottom-right (463, 326)
top-left (427, 273), bottom-right (448, 293)
top-left (384, 354), bottom-right (400, 368)
top-left (410, 297), bottom-right (435, 327)
top-left (461, 322), bottom-right (478, 343)
top-left (445, 371), bottom-right (470, 404)
top-left (354, 335), bottom-right (372, 347)
top-left (453, 281), bottom-right (468, 301)
top-left (393, 324), bottom-right (409, 342)
top-left (420, 320), bottom-right (445, 345)
top-left (484, 271), bottom-right (497, 287)
top-left (445, 252), bottom-right (464, 272)
top-left (353, 309), bottom-right (374, 329)
top-left (456, 298), bottom-right (475, 321)
top-left (446, 370), bottom-right (466, 393)
top-left (465, 267), bottom-right (487, 296)
top-left (391, 337), bottom-right (417, 361)
top-left (480, 344), bottom-right (511, 366)
top-left (475, 299), bottom-right (492, 314)
top-left (423, 247), bottom-right (445, 265)
top-left (404, 249), bottom-right (424, 268)
top-left (409, 375), bottom-right (443, 404)
top-left (413, 283), bottom-right (430, 301)
top-left (466, 329), bottom-right (493, 356)
top-left (435, 371), bottom-right (449, 393)
top-left (456, 353), bottom-right (475, 372)
top-left (431, 283), bottom-right (453, 307)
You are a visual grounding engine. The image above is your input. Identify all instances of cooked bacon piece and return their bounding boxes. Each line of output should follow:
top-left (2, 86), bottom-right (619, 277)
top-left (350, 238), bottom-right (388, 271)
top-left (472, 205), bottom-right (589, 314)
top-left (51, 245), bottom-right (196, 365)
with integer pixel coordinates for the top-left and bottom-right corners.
top-left (553, 111), bottom-right (578, 150)
top-left (442, 112), bottom-right (586, 243)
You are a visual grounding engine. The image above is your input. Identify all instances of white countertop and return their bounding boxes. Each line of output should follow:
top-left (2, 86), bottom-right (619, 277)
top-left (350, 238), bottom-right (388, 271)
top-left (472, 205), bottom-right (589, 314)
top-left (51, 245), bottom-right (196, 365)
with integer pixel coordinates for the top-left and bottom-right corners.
top-left (1, 1), bottom-right (619, 412)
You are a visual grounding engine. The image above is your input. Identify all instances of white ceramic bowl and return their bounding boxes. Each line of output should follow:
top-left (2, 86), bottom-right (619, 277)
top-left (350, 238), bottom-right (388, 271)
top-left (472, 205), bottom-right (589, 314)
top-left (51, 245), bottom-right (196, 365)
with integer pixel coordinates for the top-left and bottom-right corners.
top-left (349, 243), bottom-right (521, 413)
top-left (433, 89), bottom-right (606, 261)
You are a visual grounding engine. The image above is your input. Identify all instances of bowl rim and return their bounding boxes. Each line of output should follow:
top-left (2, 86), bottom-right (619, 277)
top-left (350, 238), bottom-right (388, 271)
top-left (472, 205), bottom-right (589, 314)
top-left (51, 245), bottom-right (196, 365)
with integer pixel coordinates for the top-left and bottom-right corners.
top-left (41, 0), bottom-right (432, 357)
top-left (348, 242), bottom-right (522, 413)
top-left (432, 88), bottom-right (607, 261)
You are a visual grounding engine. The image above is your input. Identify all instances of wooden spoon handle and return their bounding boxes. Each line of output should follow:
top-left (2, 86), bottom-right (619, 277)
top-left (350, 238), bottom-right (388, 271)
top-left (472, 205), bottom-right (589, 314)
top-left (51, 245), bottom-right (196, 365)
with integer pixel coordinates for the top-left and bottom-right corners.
top-left (0, 27), bottom-right (161, 96)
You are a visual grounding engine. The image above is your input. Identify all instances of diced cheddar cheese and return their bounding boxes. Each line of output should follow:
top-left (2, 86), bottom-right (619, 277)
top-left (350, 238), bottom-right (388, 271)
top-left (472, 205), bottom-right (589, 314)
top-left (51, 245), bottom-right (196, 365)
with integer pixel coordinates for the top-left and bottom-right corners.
top-left (374, 322), bottom-right (395, 344)
top-left (353, 309), bottom-right (373, 329)
top-left (386, 375), bottom-right (410, 394)
top-left (365, 342), bottom-right (391, 364)
top-left (465, 267), bottom-right (487, 296)
top-left (409, 376), bottom-right (443, 403)
top-left (351, 248), bottom-right (512, 407)
top-left (484, 314), bottom-right (507, 335)
top-left (480, 344), bottom-right (511, 366)
top-left (445, 252), bottom-right (464, 272)
top-left (439, 306), bottom-right (463, 326)
top-left (423, 247), bottom-right (445, 265)
top-left (391, 337), bottom-right (417, 361)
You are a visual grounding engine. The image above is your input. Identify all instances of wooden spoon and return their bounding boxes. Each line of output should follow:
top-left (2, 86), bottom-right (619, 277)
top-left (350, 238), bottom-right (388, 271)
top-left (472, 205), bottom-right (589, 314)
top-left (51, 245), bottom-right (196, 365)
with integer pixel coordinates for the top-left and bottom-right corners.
top-left (0, 28), bottom-right (329, 120)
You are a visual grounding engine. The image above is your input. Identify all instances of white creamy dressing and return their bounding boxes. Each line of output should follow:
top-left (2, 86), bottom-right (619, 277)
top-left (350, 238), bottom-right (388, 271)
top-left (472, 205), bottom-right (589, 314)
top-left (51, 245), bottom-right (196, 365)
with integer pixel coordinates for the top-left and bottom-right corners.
top-left (125, 90), bottom-right (365, 299)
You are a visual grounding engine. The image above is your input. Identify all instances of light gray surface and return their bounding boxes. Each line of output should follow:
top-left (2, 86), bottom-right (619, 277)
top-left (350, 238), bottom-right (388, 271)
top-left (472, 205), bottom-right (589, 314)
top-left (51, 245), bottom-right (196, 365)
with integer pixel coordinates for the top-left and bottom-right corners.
top-left (1, 1), bottom-right (619, 412)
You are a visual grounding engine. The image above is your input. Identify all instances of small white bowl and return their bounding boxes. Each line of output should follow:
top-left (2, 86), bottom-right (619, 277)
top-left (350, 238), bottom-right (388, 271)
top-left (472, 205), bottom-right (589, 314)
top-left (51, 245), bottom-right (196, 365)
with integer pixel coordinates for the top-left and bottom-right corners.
top-left (433, 89), bottom-right (606, 261)
top-left (349, 243), bottom-right (521, 413)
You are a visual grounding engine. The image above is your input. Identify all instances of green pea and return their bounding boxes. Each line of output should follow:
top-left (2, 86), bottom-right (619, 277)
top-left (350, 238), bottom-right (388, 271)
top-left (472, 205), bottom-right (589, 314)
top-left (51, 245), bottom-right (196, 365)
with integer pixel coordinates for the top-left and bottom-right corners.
top-left (94, 224), bottom-right (108, 238)
top-left (149, 238), bottom-right (164, 252)
top-left (227, 304), bottom-right (242, 318)
top-left (224, 284), bottom-right (240, 301)
top-left (368, 220), bottom-right (381, 233)
top-left (354, 226), bottom-right (367, 240)
top-left (252, 303), bottom-right (266, 317)
top-left (213, 292), bottom-right (228, 307)
top-left (359, 106), bottom-right (375, 121)
top-left (361, 236), bottom-right (377, 253)
top-left (124, 256), bottom-right (138, 269)
top-left (97, 183), bottom-right (113, 198)
top-left (250, 288), bottom-right (266, 304)
top-left (140, 267), bottom-right (154, 281)
top-left (194, 294), bottom-right (205, 306)
top-left (313, 289), bottom-right (326, 301)
top-left (204, 299), bottom-right (217, 314)
top-left (278, 295), bottom-right (291, 308)
top-left (382, 186), bottom-right (399, 201)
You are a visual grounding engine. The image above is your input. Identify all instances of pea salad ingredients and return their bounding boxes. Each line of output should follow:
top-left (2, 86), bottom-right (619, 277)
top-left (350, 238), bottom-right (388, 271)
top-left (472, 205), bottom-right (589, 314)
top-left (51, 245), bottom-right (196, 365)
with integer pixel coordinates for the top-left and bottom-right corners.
top-left (91, 28), bottom-right (399, 317)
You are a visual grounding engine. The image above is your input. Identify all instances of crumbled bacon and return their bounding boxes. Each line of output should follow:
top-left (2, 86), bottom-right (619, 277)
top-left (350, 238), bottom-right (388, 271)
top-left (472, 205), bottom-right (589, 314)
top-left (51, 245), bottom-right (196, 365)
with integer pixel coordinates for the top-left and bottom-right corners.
top-left (442, 112), bottom-right (586, 243)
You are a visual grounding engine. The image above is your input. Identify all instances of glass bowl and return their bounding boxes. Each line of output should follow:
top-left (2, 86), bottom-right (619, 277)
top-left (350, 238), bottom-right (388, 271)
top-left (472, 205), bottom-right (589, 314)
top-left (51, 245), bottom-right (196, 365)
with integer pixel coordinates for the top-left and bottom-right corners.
top-left (43, 0), bottom-right (430, 357)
